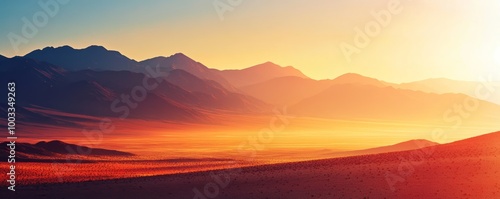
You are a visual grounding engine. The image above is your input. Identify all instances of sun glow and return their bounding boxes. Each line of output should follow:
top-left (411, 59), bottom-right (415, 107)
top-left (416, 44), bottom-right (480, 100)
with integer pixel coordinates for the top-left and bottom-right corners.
top-left (494, 47), bottom-right (500, 66)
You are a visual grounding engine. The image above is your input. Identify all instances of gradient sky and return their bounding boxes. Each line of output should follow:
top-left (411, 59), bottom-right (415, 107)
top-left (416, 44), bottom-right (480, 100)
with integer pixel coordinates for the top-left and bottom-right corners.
top-left (1, 0), bottom-right (500, 83)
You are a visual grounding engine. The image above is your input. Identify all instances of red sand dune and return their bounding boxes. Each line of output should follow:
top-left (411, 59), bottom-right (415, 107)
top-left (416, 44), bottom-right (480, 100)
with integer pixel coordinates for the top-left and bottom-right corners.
top-left (4, 131), bottom-right (499, 199)
top-left (326, 139), bottom-right (439, 158)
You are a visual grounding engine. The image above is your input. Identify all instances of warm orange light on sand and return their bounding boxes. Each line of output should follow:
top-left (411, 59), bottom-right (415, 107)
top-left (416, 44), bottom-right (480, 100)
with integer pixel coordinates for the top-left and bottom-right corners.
top-left (21, 112), bottom-right (500, 162)
top-left (0, 160), bottom-right (244, 186)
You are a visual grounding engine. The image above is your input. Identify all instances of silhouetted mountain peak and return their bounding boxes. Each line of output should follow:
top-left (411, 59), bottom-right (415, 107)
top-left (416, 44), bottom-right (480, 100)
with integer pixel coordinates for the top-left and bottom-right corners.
top-left (37, 45), bottom-right (74, 53)
top-left (167, 53), bottom-right (204, 71)
top-left (85, 45), bottom-right (108, 51)
top-left (142, 55), bottom-right (203, 75)
top-left (25, 45), bottom-right (141, 72)
top-left (37, 45), bottom-right (107, 53)
top-left (142, 53), bottom-right (197, 66)
top-left (82, 45), bottom-right (128, 58)
top-left (170, 52), bottom-right (192, 61)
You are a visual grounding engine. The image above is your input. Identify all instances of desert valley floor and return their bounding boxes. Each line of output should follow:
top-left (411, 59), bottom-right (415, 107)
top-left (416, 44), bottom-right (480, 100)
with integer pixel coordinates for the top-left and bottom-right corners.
top-left (2, 131), bottom-right (500, 199)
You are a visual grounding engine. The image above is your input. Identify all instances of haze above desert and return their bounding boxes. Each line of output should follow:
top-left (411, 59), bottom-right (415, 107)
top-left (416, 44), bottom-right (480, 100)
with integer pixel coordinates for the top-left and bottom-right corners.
top-left (1, 44), bottom-right (500, 160)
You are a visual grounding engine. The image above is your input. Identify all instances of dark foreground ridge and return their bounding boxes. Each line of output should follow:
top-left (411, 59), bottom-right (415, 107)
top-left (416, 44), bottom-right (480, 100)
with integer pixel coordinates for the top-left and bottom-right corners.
top-left (0, 140), bottom-right (134, 160)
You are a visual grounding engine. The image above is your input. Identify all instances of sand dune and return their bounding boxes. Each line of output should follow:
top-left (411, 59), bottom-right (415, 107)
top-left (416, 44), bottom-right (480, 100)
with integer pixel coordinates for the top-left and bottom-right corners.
top-left (326, 139), bottom-right (439, 158)
top-left (5, 131), bottom-right (499, 199)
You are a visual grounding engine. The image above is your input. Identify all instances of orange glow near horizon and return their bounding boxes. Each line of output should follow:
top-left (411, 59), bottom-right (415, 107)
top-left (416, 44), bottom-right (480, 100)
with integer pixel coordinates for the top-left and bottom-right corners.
top-left (21, 112), bottom-right (500, 160)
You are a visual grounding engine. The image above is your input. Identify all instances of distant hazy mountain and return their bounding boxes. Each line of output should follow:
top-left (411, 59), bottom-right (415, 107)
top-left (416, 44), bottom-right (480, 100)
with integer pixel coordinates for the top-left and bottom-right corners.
top-left (220, 62), bottom-right (310, 87)
top-left (165, 69), bottom-right (269, 112)
top-left (240, 76), bottom-right (334, 106)
top-left (400, 78), bottom-right (477, 93)
top-left (24, 45), bottom-right (143, 72)
top-left (289, 83), bottom-right (500, 120)
top-left (243, 73), bottom-right (500, 120)
top-left (140, 53), bottom-right (235, 91)
top-left (399, 78), bottom-right (500, 105)
top-left (240, 73), bottom-right (395, 106)
top-left (332, 73), bottom-right (395, 87)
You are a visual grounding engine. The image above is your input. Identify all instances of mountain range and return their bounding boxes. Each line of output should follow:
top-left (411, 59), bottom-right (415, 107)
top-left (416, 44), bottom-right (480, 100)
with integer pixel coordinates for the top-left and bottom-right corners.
top-left (1, 45), bottom-right (499, 124)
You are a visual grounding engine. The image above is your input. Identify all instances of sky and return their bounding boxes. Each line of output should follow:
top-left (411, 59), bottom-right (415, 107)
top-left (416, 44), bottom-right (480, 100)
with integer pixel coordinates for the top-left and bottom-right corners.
top-left (1, 0), bottom-right (500, 83)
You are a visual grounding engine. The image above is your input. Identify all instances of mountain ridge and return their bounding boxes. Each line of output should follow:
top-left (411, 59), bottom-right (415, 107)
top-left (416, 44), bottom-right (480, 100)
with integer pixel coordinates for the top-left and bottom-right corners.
top-left (25, 45), bottom-right (143, 72)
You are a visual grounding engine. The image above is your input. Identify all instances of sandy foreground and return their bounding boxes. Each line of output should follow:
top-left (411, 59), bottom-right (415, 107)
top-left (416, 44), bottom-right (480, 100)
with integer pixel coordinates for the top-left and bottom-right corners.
top-left (2, 132), bottom-right (500, 199)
